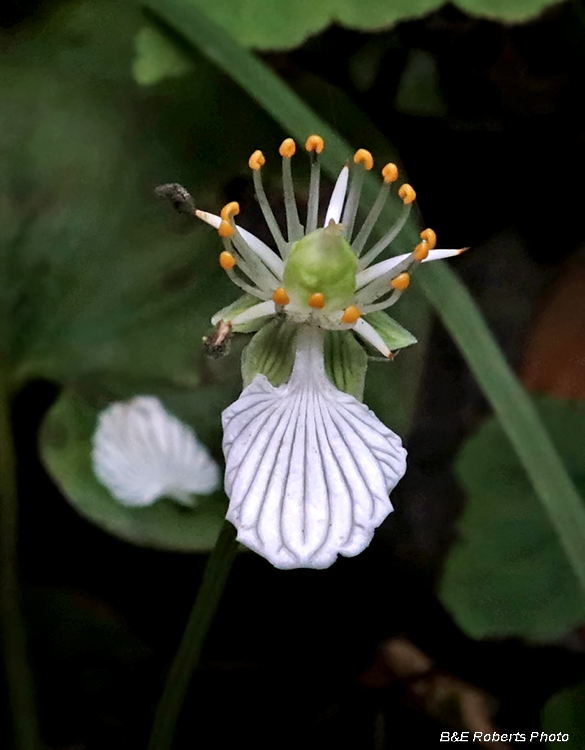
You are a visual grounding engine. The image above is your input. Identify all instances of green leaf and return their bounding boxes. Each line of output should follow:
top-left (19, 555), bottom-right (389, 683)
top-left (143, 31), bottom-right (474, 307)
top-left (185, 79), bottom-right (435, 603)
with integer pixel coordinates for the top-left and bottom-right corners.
top-left (241, 318), bottom-right (298, 387)
top-left (541, 682), bottom-right (585, 748)
top-left (133, 25), bottom-right (194, 85)
top-left (148, 0), bottom-right (563, 51)
top-left (39, 385), bottom-right (239, 552)
top-left (364, 312), bottom-right (418, 353)
top-left (456, 0), bottom-right (564, 23)
top-left (324, 331), bottom-right (368, 400)
top-left (440, 396), bottom-right (585, 641)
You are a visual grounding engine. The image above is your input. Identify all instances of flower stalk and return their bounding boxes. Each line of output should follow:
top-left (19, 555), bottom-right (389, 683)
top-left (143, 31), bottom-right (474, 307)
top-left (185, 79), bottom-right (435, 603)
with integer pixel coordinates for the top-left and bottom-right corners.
top-left (147, 520), bottom-right (238, 750)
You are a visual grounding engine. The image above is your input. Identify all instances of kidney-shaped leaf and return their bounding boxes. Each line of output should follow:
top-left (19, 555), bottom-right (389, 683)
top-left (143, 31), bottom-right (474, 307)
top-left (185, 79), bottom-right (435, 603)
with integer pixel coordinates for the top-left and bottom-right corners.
top-left (143, 0), bottom-right (564, 52)
top-left (440, 395), bottom-right (585, 641)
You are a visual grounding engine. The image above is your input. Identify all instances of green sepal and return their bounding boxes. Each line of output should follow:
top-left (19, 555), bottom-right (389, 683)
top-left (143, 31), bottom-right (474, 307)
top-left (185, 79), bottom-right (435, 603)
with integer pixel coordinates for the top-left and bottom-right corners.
top-left (364, 311), bottom-right (417, 352)
top-left (241, 317), bottom-right (298, 387)
top-left (211, 294), bottom-right (270, 333)
top-left (325, 330), bottom-right (367, 401)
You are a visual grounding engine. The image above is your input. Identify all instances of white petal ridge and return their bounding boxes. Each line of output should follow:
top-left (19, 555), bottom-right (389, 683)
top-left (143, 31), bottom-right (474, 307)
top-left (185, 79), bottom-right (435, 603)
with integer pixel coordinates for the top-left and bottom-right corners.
top-left (324, 166), bottom-right (349, 226)
top-left (92, 396), bottom-right (220, 507)
top-left (221, 326), bottom-right (406, 569)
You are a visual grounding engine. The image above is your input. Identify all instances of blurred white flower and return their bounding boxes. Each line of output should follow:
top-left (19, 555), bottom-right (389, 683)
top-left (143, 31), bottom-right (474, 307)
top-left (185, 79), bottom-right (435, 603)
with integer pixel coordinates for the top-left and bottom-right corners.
top-left (92, 396), bottom-right (220, 507)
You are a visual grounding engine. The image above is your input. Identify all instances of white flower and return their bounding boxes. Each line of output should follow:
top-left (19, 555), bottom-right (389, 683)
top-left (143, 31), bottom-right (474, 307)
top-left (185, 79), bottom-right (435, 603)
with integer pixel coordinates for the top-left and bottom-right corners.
top-left (92, 396), bottom-right (220, 507)
top-left (222, 325), bottom-right (406, 569)
top-left (197, 137), bottom-right (465, 357)
top-left (192, 136), bottom-right (463, 568)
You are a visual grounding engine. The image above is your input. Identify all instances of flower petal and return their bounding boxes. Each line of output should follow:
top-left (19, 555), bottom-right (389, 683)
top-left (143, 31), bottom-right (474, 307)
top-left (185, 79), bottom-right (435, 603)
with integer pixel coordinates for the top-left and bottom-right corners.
top-left (355, 247), bottom-right (466, 290)
top-left (222, 326), bottom-right (406, 568)
top-left (324, 166), bottom-right (349, 226)
top-left (92, 396), bottom-right (220, 507)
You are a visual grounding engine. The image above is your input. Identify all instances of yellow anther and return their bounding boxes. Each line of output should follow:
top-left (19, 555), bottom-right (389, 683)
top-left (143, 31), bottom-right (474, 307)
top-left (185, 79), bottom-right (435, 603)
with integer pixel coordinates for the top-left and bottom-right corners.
top-left (391, 272), bottom-right (410, 291)
top-left (382, 163), bottom-right (399, 183)
top-left (342, 306), bottom-right (361, 324)
top-left (218, 220), bottom-right (234, 238)
top-left (279, 138), bottom-right (296, 158)
top-left (220, 201), bottom-right (240, 222)
top-left (219, 251), bottom-right (236, 270)
top-left (413, 242), bottom-right (429, 262)
top-left (398, 184), bottom-right (416, 204)
top-left (308, 292), bottom-right (325, 309)
top-left (248, 150), bottom-right (266, 170)
top-left (420, 228), bottom-right (437, 250)
top-left (272, 287), bottom-right (290, 306)
top-left (305, 135), bottom-right (325, 154)
top-left (353, 149), bottom-right (374, 170)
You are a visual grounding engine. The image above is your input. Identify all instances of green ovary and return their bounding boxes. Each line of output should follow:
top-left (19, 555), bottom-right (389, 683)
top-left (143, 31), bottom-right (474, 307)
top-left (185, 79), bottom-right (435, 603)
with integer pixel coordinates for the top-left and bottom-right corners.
top-left (283, 224), bottom-right (357, 311)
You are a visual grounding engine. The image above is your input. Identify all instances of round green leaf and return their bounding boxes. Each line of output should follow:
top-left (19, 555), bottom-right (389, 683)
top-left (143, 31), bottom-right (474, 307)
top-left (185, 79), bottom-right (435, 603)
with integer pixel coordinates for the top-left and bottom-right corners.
top-left (39, 385), bottom-right (240, 552)
top-left (146, 0), bottom-right (564, 52)
top-left (440, 395), bottom-right (585, 641)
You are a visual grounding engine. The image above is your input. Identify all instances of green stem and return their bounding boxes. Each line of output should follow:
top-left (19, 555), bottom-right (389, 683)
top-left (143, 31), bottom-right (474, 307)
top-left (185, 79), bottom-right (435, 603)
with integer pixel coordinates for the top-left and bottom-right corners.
top-left (144, 0), bottom-right (585, 593)
top-left (147, 520), bottom-right (238, 750)
top-left (0, 376), bottom-right (40, 750)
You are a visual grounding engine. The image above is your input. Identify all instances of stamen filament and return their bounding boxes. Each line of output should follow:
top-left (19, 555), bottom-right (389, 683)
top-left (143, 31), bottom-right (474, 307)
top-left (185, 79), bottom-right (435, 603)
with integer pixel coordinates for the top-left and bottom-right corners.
top-left (356, 247), bottom-right (467, 296)
top-left (220, 238), bottom-right (263, 288)
top-left (355, 253), bottom-right (411, 290)
top-left (357, 201), bottom-right (412, 271)
top-left (281, 149), bottom-right (304, 244)
top-left (306, 151), bottom-right (321, 234)
top-left (250, 170), bottom-right (289, 258)
top-left (361, 289), bottom-right (404, 314)
top-left (340, 168), bottom-right (365, 243)
top-left (355, 253), bottom-right (415, 305)
top-left (226, 266), bottom-right (271, 300)
top-left (351, 183), bottom-right (390, 257)
top-left (230, 228), bottom-right (282, 290)
top-left (196, 209), bottom-right (284, 278)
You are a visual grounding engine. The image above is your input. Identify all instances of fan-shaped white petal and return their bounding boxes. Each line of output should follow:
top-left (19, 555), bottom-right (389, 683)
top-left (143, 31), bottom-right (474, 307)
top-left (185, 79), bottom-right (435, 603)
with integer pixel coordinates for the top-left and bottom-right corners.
top-left (92, 396), bottom-right (220, 507)
top-left (222, 326), bottom-right (406, 569)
